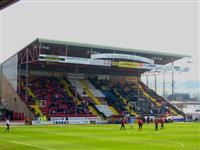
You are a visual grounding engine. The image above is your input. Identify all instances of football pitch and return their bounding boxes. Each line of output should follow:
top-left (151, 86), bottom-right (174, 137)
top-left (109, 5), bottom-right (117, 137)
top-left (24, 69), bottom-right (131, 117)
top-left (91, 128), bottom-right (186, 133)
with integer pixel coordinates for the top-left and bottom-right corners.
top-left (0, 123), bottom-right (199, 150)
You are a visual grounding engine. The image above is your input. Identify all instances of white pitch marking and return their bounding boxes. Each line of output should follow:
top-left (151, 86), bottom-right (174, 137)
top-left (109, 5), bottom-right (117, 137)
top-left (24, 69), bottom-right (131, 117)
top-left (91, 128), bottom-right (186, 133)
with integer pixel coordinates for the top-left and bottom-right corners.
top-left (2, 140), bottom-right (56, 150)
top-left (162, 140), bottom-right (185, 148)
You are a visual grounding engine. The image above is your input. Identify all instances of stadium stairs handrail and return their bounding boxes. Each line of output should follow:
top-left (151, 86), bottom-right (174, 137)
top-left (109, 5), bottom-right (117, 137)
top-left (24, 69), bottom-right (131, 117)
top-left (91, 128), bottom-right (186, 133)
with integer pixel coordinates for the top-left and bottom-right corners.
top-left (140, 81), bottom-right (185, 116)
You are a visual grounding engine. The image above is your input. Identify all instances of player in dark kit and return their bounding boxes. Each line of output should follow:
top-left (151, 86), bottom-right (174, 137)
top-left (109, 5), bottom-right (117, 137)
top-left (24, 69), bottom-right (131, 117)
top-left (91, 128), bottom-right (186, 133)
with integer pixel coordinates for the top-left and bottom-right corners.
top-left (138, 118), bottom-right (143, 131)
top-left (120, 118), bottom-right (126, 130)
top-left (154, 119), bottom-right (159, 131)
top-left (147, 116), bottom-right (150, 124)
top-left (160, 118), bottom-right (164, 129)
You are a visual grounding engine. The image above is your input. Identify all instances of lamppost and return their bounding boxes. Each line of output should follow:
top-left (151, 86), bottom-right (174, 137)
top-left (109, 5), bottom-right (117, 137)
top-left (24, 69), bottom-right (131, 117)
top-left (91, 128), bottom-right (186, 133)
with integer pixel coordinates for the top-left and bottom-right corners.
top-left (166, 58), bottom-right (191, 101)
top-left (154, 72), bottom-right (157, 93)
top-left (163, 70), bottom-right (166, 99)
top-left (146, 73), bottom-right (149, 87)
top-left (171, 60), bottom-right (174, 101)
top-left (75, 64), bottom-right (78, 114)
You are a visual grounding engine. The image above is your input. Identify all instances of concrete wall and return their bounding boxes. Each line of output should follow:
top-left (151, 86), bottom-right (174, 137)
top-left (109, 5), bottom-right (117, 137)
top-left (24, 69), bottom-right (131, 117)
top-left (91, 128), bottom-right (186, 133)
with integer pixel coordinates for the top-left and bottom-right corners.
top-left (1, 74), bottom-right (35, 120)
top-left (0, 64), bottom-right (2, 98)
top-left (2, 54), bottom-right (18, 91)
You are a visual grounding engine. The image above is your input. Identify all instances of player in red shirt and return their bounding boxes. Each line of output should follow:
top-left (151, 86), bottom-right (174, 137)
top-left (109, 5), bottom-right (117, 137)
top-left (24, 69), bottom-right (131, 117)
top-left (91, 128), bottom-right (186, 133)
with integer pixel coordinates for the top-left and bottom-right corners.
top-left (160, 118), bottom-right (164, 129)
top-left (137, 118), bottom-right (143, 131)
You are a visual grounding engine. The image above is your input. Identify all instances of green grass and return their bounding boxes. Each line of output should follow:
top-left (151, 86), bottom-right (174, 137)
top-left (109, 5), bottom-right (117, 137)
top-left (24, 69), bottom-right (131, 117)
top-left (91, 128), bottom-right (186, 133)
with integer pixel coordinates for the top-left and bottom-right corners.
top-left (0, 123), bottom-right (199, 150)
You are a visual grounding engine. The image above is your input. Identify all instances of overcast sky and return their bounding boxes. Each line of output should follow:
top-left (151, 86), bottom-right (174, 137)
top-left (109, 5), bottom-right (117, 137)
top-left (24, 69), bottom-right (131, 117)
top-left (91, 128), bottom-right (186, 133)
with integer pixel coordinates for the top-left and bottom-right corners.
top-left (0, 0), bottom-right (199, 95)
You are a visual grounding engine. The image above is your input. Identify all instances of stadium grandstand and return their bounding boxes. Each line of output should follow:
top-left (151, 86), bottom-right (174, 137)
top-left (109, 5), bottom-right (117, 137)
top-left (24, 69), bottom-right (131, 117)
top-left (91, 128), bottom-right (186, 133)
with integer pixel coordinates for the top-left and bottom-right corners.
top-left (0, 38), bottom-right (189, 124)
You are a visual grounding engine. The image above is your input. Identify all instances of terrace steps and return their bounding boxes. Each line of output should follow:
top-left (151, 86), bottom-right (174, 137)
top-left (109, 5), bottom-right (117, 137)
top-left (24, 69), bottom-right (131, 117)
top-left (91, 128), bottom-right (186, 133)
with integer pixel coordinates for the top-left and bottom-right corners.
top-left (80, 80), bottom-right (101, 105)
top-left (31, 105), bottom-right (46, 120)
top-left (113, 89), bottom-right (127, 104)
top-left (113, 88), bottom-right (137, 116)
top-left (27, 88), bottom-right (36, 99)
top-left (27, 88), bottom-right (47, 118)
top-left (61, 80), bottom-right (73, 97)
top-left (88, 105), bottom-right (104, 119)
top-left (138, 84), bottom-right (161, 107)
top-left (138, 82), bottom-right (178, 116)
top-left (62, 79), bottom-right (81, 105)
top-left (108, 106), bottom-right (119, 115)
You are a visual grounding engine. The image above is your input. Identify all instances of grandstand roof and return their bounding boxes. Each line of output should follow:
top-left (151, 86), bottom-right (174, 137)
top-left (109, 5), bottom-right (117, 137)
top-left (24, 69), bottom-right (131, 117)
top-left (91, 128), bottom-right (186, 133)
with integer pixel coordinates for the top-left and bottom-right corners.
top-left (0, 0), bottom-right (19, 10)
top-left (3, 38), bottom-right (190, 65)
top-left (39, 38), bottom-right (189, 59)
top-left (38, 38), bottom-right (190, 65)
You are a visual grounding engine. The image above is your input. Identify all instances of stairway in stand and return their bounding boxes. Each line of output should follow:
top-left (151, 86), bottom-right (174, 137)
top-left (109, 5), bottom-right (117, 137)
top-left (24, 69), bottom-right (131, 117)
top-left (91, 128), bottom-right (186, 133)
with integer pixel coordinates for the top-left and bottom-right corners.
top-left (61, 80), bottom-right (73, 97)
top-left (108, 106), bottom-right (119, 115)
top-left (139, 81), bottom-right (180, 116)
top-left (113, 88), bottom-right (137, 116)
top-left (27, 87), bottom-right (46, 119)
top-left (61, 79), bottom-right (81, 105)
top-left (80, 80), bottom-right (101, 105)
top-left (31, 105), bottom-right (47, 121)
top-left (81, 79), bottom-right (115, 118)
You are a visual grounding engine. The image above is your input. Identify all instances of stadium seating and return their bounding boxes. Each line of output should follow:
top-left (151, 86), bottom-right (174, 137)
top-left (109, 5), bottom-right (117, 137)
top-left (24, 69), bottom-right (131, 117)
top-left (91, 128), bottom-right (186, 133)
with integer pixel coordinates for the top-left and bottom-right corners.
top-left (13, 112), bottom-right (24, 120)
top-left (115, 81), bottom-right (172, 116)
top-left (19, 76), bottom-right (94, 118)
top-left (68, 79), bottom-right (88, 97)
top-left (18, 76), bottom-right (183, 120)
top-left (95, 105), bottom-right (113, 117)
top-left (139, 81), bottom-right (184, 116)
top-left (89, 78), bottom-right (127, 114)
top-left (113, 81), bottom-right (157, 115)
top-left (85, 80), bottom-right (105, 98)
top-left (68, 78), bottom-right (114, 118)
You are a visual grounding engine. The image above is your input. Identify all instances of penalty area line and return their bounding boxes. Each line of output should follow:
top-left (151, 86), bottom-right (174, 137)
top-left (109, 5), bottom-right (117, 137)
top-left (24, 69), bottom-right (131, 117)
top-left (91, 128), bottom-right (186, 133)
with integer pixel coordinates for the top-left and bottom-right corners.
top-left (162, 140), bottom-right (185, 148)
top-left (2, 139), bottom-right (56, 150)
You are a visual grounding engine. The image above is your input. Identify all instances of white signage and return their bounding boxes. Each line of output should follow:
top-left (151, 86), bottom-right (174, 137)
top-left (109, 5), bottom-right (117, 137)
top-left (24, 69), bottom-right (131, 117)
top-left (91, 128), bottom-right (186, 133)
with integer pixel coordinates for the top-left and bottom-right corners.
top-left (91, 53), bottom-right (154, 64)
top-left (39, 54), bottom-right (111, 66)
top-left (39, 54), bottom-right (189, 72)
